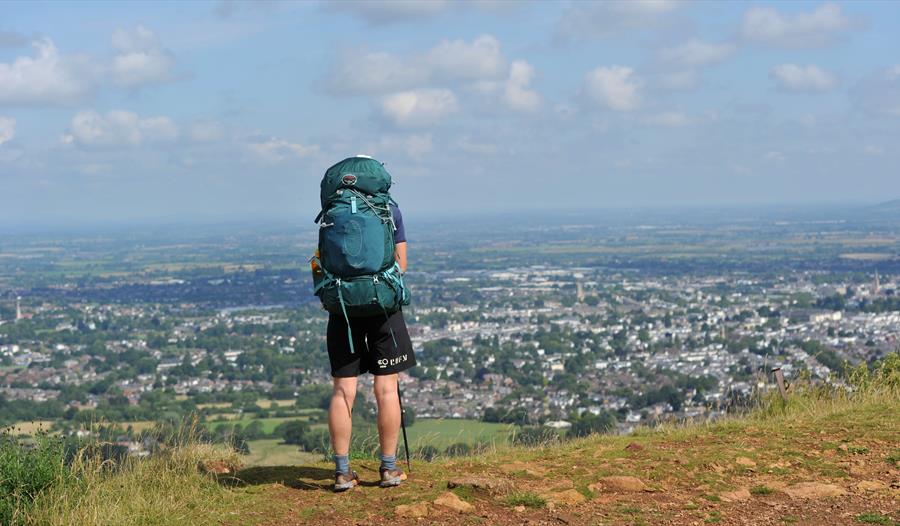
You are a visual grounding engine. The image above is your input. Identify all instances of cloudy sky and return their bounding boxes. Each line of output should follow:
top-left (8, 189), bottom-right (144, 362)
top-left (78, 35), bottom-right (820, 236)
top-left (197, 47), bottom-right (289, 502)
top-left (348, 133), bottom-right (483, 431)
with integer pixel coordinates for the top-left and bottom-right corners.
top-left (1, 0), bottom-right (899, 226)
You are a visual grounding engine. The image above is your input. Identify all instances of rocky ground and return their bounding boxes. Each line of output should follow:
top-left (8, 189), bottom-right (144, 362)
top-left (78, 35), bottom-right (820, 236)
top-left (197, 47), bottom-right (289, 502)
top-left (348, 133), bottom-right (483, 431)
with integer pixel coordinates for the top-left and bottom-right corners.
top-left (222, 397), bottom-right (899, 526)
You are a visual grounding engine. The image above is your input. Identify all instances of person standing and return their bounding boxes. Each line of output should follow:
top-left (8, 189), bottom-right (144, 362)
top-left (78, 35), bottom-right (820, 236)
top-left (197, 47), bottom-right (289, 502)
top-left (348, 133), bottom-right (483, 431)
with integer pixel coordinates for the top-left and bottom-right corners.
top-left (311, 155), bottom-right (416, 491)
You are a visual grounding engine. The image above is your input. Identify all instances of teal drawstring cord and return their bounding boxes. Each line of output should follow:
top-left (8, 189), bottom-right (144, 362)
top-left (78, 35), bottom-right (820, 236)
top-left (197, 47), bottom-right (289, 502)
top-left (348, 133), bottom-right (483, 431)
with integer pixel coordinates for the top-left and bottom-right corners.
top-left (336, 279), bottom-right (355, 354)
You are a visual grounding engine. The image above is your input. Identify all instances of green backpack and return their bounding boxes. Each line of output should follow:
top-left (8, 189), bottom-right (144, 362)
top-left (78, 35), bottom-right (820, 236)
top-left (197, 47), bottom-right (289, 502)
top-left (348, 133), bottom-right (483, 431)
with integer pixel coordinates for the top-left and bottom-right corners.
top-left (311, 156), bottom-right (410, 352)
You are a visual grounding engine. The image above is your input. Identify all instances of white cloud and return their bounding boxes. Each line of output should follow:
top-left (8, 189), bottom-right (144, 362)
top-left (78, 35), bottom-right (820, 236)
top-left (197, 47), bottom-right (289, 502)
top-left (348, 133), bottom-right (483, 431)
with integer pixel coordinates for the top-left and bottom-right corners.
top-left (0, 39), bottom-right (97, 105)
top-left (503, 60), bottom-right (540, 113)
top-left (63, 110), bottom-right (179, 147)
top-left (771, 64), bottom-right (838, 92)
top-left (557, 0), bottom-right (682, 41)
top-left (659, 39), bottom-right (735, 68)
top-left (380, 88), bottom-right (458, 127)
top-left (328, 35), bottom-right (507, 96)
top-left (111, 25), bottom-right (176, 88)
top-left (246, 136), bottom-right (318, 162)
top-left (741, 3), bottom-right (853, 48)
top-left (426, 35), bottom-right (506, 81)
top-left (584, 66), bottom-right (641, 111)
top-left (0, 116), bottom-right (15, 146)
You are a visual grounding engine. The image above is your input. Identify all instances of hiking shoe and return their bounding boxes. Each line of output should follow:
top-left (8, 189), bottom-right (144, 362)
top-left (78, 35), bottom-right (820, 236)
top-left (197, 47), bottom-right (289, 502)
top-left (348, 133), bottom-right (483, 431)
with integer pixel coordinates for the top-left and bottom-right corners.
top-left (334, 470), bottom-right (359, 492)
top-left (379, 467), bottom-right (407, 487)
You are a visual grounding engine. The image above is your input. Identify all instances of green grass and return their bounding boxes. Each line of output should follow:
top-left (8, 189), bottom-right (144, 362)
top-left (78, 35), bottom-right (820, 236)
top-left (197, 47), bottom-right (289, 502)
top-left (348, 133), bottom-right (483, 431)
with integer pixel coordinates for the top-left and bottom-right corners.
top-left (26, 440), bottom-right (279, 526)
top-left (705, 511), bottom-right (723, 524)
top-left (243, 439), bottom-right (319, 467)
top-left (401, 418), bottom-right (515, 450)
top-left (0, 433), bottom-right (71, 525)
top-left (855, 513), bottom-right (896, 525)
top-left (504, 492), bottom-right (546, 508)
top-left (750, 485), bottom-right (773, 496)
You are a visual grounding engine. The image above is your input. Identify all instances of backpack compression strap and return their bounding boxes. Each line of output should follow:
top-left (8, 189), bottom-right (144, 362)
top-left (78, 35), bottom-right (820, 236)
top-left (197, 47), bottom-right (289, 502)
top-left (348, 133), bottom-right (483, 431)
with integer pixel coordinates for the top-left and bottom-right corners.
top-left (335, 279), bottom-right (355, 354)
top-left (372, 275), bottom-right (399, 349)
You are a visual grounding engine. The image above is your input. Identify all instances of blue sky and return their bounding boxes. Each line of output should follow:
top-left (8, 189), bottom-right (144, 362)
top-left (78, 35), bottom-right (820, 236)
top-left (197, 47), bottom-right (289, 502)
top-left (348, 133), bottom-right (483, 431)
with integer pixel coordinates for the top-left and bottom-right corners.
top-left (1, 0), bottom-right (898, 225)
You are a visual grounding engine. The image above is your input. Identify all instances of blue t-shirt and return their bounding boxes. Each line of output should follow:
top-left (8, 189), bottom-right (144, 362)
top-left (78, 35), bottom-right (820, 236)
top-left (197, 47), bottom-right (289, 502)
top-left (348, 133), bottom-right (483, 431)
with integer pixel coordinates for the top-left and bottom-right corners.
top-left (391, 203), bottom-right (406, 244)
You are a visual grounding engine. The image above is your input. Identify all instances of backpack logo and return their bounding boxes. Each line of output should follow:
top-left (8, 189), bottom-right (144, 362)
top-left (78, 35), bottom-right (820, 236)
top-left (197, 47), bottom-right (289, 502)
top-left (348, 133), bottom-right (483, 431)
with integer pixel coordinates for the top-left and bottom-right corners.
top-left (342, 174), bottom-right (357, 186)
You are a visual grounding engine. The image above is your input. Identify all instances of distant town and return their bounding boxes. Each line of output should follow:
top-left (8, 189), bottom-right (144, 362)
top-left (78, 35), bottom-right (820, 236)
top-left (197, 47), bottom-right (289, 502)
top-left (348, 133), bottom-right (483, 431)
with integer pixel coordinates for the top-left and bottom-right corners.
top-left (1, 205), bottom-right (898, 456)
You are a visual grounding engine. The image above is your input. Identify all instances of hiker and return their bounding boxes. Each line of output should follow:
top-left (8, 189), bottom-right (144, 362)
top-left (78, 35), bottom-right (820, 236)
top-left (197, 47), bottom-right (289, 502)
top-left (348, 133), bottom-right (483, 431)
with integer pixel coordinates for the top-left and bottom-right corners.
top-left (310, 155), bottom-right (416, 492)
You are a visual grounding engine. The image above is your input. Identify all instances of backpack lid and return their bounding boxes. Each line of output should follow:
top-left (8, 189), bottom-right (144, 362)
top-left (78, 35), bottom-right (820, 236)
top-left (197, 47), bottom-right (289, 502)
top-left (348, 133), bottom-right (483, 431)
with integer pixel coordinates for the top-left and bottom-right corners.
top-left (320, 156), bottom-right (392, 207)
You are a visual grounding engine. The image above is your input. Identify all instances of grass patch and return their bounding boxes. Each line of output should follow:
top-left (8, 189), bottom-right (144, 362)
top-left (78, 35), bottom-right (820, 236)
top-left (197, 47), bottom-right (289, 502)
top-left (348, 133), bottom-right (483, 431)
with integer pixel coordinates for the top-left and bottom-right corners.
top-left (27, 443), bottom-right (263, 526)
top-left (855, 512), bottom-right (895, 525)
top-left (243, 439), bottom-right (319, 467)
top-left (750, 485), bottom-right (774, 496)
top-left (0, 433), bottom-right (72, 525)
top-left (504, 492), bottom-right (546, 508)
top-left (706, 510), bottom-right (723, 524)
top-left (450, 484), bottom-right (475, 502)
top-left (885, 449), bottom-right (900, 467)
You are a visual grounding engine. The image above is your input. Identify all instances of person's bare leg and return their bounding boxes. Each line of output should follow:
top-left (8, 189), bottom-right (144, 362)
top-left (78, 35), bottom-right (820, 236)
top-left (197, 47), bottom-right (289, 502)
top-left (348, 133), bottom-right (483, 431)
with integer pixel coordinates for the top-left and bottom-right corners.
top-left (373, 373), bottom-right (401, 457)
top-left (329, 377), bottom-right (358, 455)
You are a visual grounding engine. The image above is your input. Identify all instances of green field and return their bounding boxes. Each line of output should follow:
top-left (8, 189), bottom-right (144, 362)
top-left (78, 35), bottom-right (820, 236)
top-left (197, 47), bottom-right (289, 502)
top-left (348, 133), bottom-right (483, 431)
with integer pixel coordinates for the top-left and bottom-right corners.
top-left (401, 418), bottom-right (515, 449)
top-left (237, 418), bottom-right (515, 466)
top-left (304, 418), bottom-right (515, 450)
top-left (244, 439), bottom-right (320, 466)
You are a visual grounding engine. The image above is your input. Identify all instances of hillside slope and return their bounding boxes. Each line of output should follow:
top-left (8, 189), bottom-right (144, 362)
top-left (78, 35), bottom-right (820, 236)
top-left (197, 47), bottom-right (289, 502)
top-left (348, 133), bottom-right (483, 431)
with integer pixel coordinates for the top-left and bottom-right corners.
top-left (24, 360), bottom-right (899, 526)
top-left (227, 397), bottom-right (898, 526)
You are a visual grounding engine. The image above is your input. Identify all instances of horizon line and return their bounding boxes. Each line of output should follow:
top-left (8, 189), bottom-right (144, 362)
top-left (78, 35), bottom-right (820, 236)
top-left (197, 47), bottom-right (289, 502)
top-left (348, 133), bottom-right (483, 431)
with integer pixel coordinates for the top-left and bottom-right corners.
top-left (1, 199), bottom-right (897, 235)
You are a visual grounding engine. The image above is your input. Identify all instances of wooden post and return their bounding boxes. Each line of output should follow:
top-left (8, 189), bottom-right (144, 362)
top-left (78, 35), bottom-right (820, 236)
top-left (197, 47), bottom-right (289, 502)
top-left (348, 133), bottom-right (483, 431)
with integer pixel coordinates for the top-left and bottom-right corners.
top-left (771, 367), bottom-right (788, 400)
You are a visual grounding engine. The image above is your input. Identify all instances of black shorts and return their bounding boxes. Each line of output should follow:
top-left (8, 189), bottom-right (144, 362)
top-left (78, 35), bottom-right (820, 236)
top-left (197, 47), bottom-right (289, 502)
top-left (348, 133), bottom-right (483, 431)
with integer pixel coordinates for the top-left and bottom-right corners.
top-left (327, 309), bottom-right (417, 377)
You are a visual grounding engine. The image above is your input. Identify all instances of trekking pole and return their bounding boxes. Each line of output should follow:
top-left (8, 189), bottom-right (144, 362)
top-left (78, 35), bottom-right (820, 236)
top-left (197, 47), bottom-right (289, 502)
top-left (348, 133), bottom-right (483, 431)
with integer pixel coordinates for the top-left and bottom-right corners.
top-left (397, 378), bottom-right (411, 473)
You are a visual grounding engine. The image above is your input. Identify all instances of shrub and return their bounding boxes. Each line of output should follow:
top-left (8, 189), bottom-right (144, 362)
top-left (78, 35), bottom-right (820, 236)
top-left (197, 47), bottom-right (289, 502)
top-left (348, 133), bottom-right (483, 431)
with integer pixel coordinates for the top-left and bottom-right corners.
top-left (274, 420), bottom-right (310, 445)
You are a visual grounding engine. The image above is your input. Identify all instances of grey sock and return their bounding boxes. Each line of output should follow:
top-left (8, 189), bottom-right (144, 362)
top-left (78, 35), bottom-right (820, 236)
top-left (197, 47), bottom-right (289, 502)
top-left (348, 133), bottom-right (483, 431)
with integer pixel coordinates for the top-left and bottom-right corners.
top-left (380, 453), bottom-right (397, 471)
top-left (334, 454), bottom-right (350, 475)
